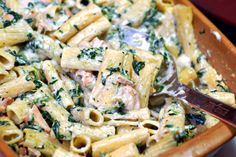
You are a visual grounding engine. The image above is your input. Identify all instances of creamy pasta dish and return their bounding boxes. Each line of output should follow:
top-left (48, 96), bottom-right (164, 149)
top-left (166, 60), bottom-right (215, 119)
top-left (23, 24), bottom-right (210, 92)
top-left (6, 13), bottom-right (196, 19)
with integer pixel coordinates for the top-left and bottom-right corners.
top-left (0, 0), bottom-right (235, 157)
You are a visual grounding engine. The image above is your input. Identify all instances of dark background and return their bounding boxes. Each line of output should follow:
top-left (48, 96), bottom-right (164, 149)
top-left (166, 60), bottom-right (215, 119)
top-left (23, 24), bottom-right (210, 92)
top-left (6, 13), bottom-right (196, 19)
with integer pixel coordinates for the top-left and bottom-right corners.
top-left (192, 0), bottom-right (236, 45)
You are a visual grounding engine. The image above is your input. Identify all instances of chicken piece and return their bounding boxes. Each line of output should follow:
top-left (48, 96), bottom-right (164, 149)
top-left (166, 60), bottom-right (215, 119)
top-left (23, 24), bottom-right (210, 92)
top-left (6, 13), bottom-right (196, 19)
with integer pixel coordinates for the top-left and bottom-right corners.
top-left (0, 97), bottom-right (14, 113)
top-left (24, 105), bottom-right (51, 133)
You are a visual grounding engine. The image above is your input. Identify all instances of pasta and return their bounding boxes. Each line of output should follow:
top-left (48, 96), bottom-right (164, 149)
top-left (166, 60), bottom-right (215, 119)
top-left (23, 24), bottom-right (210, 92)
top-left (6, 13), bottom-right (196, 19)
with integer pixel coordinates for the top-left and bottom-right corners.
top-left (67, 16), bottom-right (111, 46)
top-left (70, 134), bottom-right (91, 155)
top-left (0, 20), bottom-right (34, 47)
top-left (108, 143), bottom-right (140, 157)
top-left (0, 117), bottom-right (23, 144)
top-left (0, 0), bottom-right (234, 156)
top-left (92, 128), bottom-right (149, 157)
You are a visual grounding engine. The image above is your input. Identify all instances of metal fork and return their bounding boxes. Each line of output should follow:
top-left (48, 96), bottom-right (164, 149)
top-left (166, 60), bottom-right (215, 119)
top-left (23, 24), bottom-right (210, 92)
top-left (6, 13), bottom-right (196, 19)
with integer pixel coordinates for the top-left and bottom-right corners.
top-left (120, 26), bottom-right (236, 128)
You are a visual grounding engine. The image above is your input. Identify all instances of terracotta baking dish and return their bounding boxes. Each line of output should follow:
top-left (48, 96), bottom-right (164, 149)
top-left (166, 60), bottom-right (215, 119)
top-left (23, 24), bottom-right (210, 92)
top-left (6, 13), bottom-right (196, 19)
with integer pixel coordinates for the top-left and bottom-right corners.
top-left (0, 0), bottom-right (236, 156)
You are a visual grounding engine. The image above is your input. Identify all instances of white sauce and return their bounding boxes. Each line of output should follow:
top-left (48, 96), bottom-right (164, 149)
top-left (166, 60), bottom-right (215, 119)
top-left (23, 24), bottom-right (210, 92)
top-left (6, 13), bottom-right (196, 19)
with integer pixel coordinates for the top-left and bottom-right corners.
top-left (176, 54), bottom-right (191, 68)
top-left (211, 31), bottom-right (221, 41)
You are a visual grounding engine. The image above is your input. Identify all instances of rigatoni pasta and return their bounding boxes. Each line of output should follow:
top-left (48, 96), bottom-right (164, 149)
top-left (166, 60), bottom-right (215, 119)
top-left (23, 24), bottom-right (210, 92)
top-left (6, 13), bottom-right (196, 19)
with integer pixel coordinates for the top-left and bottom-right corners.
top-left (0, 0), bottom-right (234, 156)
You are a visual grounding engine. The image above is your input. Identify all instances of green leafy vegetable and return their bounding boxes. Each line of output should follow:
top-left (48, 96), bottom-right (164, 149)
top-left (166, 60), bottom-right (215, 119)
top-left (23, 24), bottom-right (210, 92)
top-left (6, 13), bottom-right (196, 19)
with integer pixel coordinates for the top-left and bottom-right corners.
top-left (78, 47), bottom-right (104, 60)
top-left (101, 6), bottom-right (120, 22)
top-left (48, 77), bottom-right (58, 85)
top-left (132, 61), bottom-right (145, 75)
top-left (0, 121), bottom-right (10, 126)
top-left (143, 7), bottom-right (161, 28)
top-left (104, 102), bottom-right (126, 115)
top-left (54, 88), bottom-right (64, 103)
top-left (33, 95), bottom-right (50, 108)
top-left (0, 1), bottom-right (22, 27)
top-left (23, 124), bottom-right (43, 132)
top-left (52, 121), bottom-right (65, 139)
top-left (42, 111), bottom-right (54, 127)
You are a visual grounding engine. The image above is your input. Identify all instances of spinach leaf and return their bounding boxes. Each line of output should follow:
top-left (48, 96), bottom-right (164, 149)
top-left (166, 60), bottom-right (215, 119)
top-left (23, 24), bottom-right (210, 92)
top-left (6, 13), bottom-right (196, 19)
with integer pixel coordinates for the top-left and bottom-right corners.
top-left (186, 113), bottom-right (206, 125)
top-left (143, 8), bottom-right (161, 28)
top-left (78, 47), bottom-right (104, 60)
top-left (101, 6), bottom-right (120, 22)
top-left (104, 102), bottom-right (126, 115)
top-left (132, 61), bottom-right (145, 75)
top-left (52, 121), bottom-right (64, 140)
top-left (42, 111), bottom-right (54, 127)
top-left (0, 121), bottom-right (10, 126)
top-left (0, 1), bottom-right (22, 27)
top-left (23, 124), bottom-right (43, 132)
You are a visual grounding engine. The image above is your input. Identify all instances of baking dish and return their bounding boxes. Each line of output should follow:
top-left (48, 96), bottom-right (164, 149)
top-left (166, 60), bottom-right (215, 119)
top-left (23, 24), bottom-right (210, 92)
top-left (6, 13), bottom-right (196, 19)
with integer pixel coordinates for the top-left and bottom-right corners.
top-left (0, 0), bottom-right (235, 156)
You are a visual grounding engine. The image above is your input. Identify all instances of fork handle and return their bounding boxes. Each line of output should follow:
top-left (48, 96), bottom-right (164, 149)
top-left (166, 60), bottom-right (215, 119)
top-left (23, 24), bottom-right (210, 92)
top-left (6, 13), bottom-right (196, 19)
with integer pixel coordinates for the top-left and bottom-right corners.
top-left (175, 83), bottom-right (236, 128)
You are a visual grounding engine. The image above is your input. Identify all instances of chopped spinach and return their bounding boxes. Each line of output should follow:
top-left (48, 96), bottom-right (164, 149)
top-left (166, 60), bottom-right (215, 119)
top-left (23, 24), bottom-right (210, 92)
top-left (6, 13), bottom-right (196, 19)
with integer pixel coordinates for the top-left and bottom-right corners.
top-left (174, 128), bottom-right (195, 144)
top-left (132, 61), bottom-right (145, 75)
top-left (104, 102), bottom-right (126, 115)
top-left (107, 67), bottom-right (120, 75)
top-left (69, 84), bottom-right (82, 98)
top-left (0, 121), bottom-right (10, 126)
top-left (46, 13), bottom-right (53, 19)
top-left (0, 1), bottom-right (22, 27)
top-left (42, 111), bottom-right (54, 127)
top-left (78, 47), bottom-right (104, 60)
top-left (148, 31), bottom-right (165, 54)
top-left (23, 124), bottom-right (43, 132)
top-left (101, 74), bottom-right (107, 86)
top-left (68, 114), bottom-right (77, 123)
top-left (33, 80), bottom-right (43, 89)
top-left (52, 121), bottom-right (65, 139)
top-left (165, 124), bottom-right (174, 128)
top-left (73, 24), bottom-right (79, 31)
top-left (27, 2), bottom-right (34, 9)
top-left (217, 83), bottom-right (229, 92)
top-left (196, 54), bottom-right (207, 63)
top-left (48, 77), bottom-right (58, 85)
top-left (101, 6), bottom-right (120, 22)
top-left (8, 50), bottom-right (30, 65)
top-left (196, 68), bottom-right (206, 78)
top-left (54, 88), bottom-right (64, 103)
top-left (143, 7), bottom-right (161, 28)
top-left (8, 144), bottom-right (19, 152)
top-left (27, 32), bottom-right (33, 40)
top-left (168, 108), bottom-right (179, 116)
top-left (121, 69), bottom-right (129, 78)
top-left (186, 113), bottom-right (206, 125)
top-left (33, 95), bottom-right (50, 108)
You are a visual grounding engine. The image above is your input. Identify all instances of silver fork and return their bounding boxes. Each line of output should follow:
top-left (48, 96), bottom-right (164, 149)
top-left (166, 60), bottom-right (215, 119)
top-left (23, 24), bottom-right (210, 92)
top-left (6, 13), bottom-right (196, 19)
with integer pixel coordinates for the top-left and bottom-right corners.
top-left (120, 26), bottom-right (236, 128)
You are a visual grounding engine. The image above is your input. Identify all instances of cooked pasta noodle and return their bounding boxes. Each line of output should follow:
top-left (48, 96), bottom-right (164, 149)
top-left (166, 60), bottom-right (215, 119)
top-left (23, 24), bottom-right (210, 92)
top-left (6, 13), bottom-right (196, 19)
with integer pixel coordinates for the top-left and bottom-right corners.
top-left (0, 1), bottom-right (233, 156)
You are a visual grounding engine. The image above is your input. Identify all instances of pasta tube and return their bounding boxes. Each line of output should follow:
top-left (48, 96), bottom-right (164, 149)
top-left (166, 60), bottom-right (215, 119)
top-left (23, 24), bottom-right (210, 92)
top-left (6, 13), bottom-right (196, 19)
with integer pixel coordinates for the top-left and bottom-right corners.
top-left (120, 0), bottom-right (151, 27)
top-left (53, 3), bottom-right (102, 42)
top-left (104, 108), bottom-right (150, 121)
top-left (23, 128), bottom-right (60, 156)
top-left (0, 117), bottom-right (23, 144)
top-left (139, 120), bottom-right (160, 135)
top-left (61, 47), bottom-right (105, 71)
top-left (0, 70), bottom-right (17, 84)
top-left (143, 133), bottom-right (176, 157)
top-left (0, 20), bottom-right (34, 47)
top-left (53, 147), bottom-right (83, 157)
top-left (0, 75), bottom-right (35, 98)
top-left (7, 98), bottom-right (30, 124)
top-left (92, 128), bottom-right (149, 157)
top-left (71, 107), bottom-right (104, 126)
top-left (108, 143), bottom-right (140, 157)
top-left (67, 16), bottom-right (111, 46)
top-left (0, 47), bottom-right (16, 70)
top-left (70, 135), bottom-right (91, 155)
top-left (42, 60), bottom-right (74, 109)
